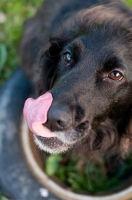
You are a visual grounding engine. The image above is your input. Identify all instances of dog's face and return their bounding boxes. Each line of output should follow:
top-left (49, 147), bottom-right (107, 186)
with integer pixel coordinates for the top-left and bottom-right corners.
top-left (34, 5), bottom-right (132, 155)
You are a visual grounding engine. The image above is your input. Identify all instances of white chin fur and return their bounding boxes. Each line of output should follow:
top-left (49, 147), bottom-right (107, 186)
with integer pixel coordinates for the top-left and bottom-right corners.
top-left (34, 135), bottom-right (70, 154)
top-left (53, 131), bottom-right (78, 145)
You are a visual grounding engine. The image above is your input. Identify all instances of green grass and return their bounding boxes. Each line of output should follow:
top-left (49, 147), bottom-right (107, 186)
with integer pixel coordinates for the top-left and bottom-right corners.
top-left (0, 193), bottom-right (8, 200)
top-left (124, 0), bottom-right (132, 7)
top-left (0, 0), bottom-right (43, 85)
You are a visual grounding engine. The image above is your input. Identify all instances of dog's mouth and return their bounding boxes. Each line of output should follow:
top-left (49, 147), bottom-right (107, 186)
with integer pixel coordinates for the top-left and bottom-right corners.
top-left (23, 92), bottom-right (90, 153)
top-left (34, 135), bottom-right (72, 154)
top-left (34, 126), bottom-right (88, 153)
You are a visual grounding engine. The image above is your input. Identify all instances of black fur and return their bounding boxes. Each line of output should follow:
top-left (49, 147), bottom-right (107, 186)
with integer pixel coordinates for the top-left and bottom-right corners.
top-left (20, 0), bottom-right (132, 156)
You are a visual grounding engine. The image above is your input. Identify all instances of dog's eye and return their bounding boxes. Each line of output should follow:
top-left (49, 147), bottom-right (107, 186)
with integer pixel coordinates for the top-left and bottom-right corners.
top-left (63, 52), bottom-right (72, 62)
top-left (108, 70), bottom-right (123, 81)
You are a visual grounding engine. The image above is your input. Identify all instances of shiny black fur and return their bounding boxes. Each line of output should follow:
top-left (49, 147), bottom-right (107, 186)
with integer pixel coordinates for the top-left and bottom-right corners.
top-left (21, 0), bottom-right (132, 156)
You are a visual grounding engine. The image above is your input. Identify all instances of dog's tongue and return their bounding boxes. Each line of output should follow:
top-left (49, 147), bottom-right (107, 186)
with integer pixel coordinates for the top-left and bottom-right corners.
top-left (23, 92), bottom-right (56, 138)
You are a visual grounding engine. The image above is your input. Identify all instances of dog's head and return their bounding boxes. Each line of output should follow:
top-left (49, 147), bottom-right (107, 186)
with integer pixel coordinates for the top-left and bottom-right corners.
top-left (34, 4), bottom-right (132, 156)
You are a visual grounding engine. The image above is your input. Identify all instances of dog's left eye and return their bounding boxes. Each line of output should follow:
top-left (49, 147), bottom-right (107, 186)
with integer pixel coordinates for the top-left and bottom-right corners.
top-left (108, 70), bottom-right (123, 81)
top-left (63, 52), bottom-right (72, 62)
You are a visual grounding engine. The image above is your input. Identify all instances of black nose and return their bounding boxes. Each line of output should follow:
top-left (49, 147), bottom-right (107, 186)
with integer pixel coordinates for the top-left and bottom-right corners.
top-left (46, 104), bottom-right (72, 131)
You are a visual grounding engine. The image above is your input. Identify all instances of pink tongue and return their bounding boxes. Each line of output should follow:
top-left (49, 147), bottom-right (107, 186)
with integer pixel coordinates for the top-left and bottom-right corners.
top-left (23, 92), bottom-right (56, 138)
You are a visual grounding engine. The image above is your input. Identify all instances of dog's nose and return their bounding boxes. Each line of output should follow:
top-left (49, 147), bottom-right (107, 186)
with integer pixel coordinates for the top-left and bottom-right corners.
top-left (46, 104), bottom-right (72, 131)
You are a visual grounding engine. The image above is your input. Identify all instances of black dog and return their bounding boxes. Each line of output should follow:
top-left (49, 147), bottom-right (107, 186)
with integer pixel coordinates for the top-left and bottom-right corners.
top-left (20, 0), bottom-right (132, 157)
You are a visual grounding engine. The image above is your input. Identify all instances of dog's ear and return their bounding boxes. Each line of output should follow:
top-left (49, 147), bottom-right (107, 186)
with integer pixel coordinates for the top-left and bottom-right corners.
top-left (39, 37), bottom-right (69, 92)
top-left (89, 114), bottom-right (132, 158)
top-left (120, 112), bottom-right (132, 157)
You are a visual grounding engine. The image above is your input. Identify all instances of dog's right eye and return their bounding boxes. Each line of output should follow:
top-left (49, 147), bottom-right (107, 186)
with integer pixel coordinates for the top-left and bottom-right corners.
top-left (63, 52), bottom-right (72, 62)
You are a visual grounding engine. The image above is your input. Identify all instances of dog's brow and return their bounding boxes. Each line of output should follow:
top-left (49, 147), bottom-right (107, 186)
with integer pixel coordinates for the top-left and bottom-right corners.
top-left (69, 39), bottom-right (86, 57)
top-left (103, 56), bottom-right (125, 72)
top-left (61, 39), bottom-right (84, 57)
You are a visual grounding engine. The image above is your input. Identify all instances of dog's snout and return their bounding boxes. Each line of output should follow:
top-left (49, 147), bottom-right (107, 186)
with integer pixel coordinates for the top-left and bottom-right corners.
top-left (47, 104), bottom-right (72, 131)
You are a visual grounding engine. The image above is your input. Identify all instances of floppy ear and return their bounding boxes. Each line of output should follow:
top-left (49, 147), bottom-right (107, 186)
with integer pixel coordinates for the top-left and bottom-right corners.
top-left (88, 113), bottom-right (132, 158)
top-left (38, 37), bottom-right (69, 93)
top-left (120, 111), bottom-right (132, 157)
